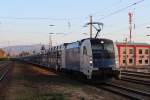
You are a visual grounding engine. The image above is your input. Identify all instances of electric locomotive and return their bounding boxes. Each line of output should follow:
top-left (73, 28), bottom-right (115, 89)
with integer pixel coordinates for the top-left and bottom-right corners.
top-left (59, 38), bottom-right (119, 79)
top-left (21, 38), bottom-right (119, 79)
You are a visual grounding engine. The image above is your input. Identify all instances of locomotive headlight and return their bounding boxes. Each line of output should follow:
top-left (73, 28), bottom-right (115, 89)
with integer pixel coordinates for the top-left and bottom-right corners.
top-left (89, 60), bottom-right (93, 66)
top-left (89, 61), bottom-right (93, 64)
top-left (89, 57), bottom-right (93, 66)
top-left (116, 60), bottom-right (118, 64)
top-left (101, 41), bottom-right (104, 44)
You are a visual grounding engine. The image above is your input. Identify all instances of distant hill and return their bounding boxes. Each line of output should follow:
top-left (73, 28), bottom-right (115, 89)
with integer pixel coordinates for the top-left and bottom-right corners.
top-left (3, 44), bottom-right (48, 56)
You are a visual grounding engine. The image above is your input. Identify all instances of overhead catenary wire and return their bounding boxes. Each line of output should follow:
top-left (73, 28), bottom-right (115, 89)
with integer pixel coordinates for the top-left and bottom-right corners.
top-left (0, 0), bottom-right (147, 35)
top-left (98, 0), bottom-right (145, 20)
top-left (0, 17), bottom-right (70, 21)
top-left (106, 20), bottom-right (150, 34)
top-left (0, 0), bottom-right (148, 47)
top-left (91, 0), bottom-right (123, 16)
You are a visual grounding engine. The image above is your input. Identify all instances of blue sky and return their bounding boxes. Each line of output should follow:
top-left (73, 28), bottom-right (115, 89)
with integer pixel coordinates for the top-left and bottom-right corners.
top-left (0, 0), bottom-right (150, 47)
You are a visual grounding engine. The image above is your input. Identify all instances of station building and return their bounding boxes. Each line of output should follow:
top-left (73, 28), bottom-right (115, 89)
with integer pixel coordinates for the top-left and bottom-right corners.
top-left (116, 42), bottom-right (150, 68)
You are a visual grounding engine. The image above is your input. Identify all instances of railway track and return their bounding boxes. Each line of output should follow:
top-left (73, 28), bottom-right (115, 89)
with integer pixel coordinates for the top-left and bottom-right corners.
top-left (0, 61), bottom-right (12, 81)
top-left (122, 70), bottom-right (150, 75)
top-left (120, 76), bottom-right (150, 86)
top-left (121, 70), bottom-right (150, 78)
top-left (99, 82), bottom-right (150, 100)
top-left (16, 61), bottom-right (150, 99)
top-left (120, 70), bottom-right (150, 85)
top-left (0, 61), bottom-right (9, 66)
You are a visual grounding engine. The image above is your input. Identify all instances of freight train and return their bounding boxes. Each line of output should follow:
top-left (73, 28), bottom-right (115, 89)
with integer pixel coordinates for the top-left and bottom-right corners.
top-left (20, 38), bottom-right (119, 79)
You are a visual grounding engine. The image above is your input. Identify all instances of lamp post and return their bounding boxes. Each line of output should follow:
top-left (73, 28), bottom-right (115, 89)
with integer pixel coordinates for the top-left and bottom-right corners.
top-left (145, 26), bottom-right (150, 68)
top-left (146, 26), bottom-right (150, 29)
top-left (49, 24), bottom-right (55, 26)
top-left (48, 24), bottom-right (55, 48)
top-left (7, 41), bottom-right (11, 59)
top-left (49, 33), bottom-right (54, 49)
top-left (82, 33), bottom-right (88, 35)
top-left (146, 26), bottom-right (150, 37)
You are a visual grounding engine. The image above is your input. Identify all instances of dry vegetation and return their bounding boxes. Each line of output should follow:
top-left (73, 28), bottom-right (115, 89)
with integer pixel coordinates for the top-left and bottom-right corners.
top-left (0, 62), bottom-right (127, 100)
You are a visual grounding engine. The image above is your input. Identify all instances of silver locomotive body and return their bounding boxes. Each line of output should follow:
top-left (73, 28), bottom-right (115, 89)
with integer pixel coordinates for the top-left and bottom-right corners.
top-left (54, 38), bottom-right (118, 79)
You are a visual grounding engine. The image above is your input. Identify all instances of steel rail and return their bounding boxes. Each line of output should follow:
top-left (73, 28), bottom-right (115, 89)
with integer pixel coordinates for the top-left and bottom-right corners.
top-left (99, 86), bottom-right (142, 100)
top-left (0, 62), bottom-right (11, 81)
top-left (0, 66), bottom-right (10, 81)
top-left (120, 77), bottom-right (150, 86)
top-left (122, 70), bottom-right (150, 75)
top-left (98, 82), bottom-right (150, 100)
top-left (121, 72), bottom-right (150, 78)
top-left (105, 83), bottom-right (150, 96)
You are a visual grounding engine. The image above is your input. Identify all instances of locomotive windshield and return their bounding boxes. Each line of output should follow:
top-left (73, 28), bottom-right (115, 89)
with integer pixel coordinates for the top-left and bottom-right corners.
top-left (91, 43), bottom-right (114, 52)
top-left (91, 39), bottom-right (114, 53)
top-left (91, 39), bottom-right (115, 68)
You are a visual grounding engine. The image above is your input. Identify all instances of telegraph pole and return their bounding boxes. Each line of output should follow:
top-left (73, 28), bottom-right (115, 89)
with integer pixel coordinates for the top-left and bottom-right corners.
top-left (128, 12), bottom-right (133, 43)
top-left (90, 16), bottom-right (93, 38)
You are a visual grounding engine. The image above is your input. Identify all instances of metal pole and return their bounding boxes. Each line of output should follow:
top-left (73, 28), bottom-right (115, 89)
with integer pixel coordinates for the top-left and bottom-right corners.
top-left (51, 35), bottom-right (52, 47)
top-left (149, 49), bottom-right (150, 67)
top-left (49, 35), bottom-right (52, 49)
top-left (48, 25), bottom-right (55, 49)
top-left (125, 38), bottom-right (128, 70)
top-left (49, 33), bottom-right (54, 49)
top-left (128, 12), bottom-right (132, 43)
top-left (7, 41), bottom-right (10, 59)
top-left (146, 27), bottom-right (150, 67)
top-left (90, 16), bottom-right (92, 38)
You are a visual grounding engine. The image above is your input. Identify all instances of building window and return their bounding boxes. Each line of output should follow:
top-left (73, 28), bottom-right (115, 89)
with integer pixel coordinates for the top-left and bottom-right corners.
top-left (129, 59), bottom-right (133, 64)
top-left (123, 55), bottom-right (126, 59)
top-left (129, 49), bottom-right (134, 54)
top-left (145, 49), bottom-right (149, 54)
top-left (123, 49), bottom-right (126, 54)
top-left (139, 49), bottom-right (142, 54)
top-left (139, 55), bottom-right (144, 59)
top-left (145, 59), bottom-right (148, 64)
top-left (139, 60), bottom-right (142, 64)
top-left (123, 60), bottom-right (126, 64)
